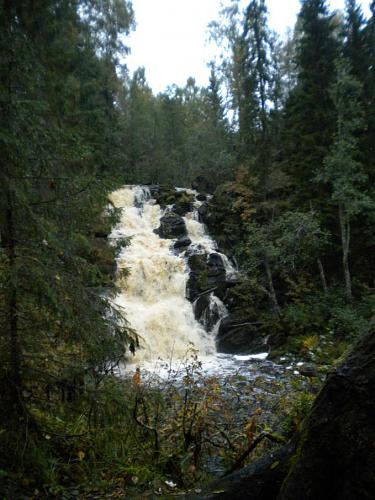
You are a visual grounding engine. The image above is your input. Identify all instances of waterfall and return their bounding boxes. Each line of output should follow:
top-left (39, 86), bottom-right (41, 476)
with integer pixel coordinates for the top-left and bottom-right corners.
top-left (109, 186), bottom-right (216, 364)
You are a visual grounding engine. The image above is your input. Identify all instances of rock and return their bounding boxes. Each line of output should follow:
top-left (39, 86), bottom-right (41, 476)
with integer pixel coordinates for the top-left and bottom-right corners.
top-left (200, 326), bottom-right (375, 500)
top-left (173, 236), bottom-right (191, 252)
top-left (186, 254), bottom-right (209, 301)
top-left (187, 443), bottom-right (295, 500)
top-left (94, 230), bottom-right (109, 239)
top-left (173, 200), bottom-right (193, 216)
top-left (207, 253), bottom-right (226, 278)
top-left (154, 186), bottom-right (194, 214)
top-left (298, 363), bottom-right (319, 378)
top-left (147, 184), bottom-right (160, 197)
top-left (216, 316), bottom-right (267, 354)
top-left (196, 193), bottom-right (207, 202)
top-left (155, 212), bottom-right (187, 239)
top-left (186, 253), bottom-right (227, 302)
top-left (193, 294), bottom-right (224, 331)
top-left (198, 202), bottom-right (210, 224)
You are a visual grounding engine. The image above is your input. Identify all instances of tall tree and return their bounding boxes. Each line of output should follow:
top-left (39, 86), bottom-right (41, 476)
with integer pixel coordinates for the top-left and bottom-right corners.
top-left (239, 0), bottom-right (273, 184)
top-left (281, 0), bottom-right (339, 203)
top-left (318, 58), bottom-right (368, 301)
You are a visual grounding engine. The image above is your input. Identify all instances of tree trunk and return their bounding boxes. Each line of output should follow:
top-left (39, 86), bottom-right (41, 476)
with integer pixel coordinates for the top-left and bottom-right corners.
top-left (339, 203), bottom-right (352, 302)
top-left (264, 257), bottom-right (280, 315)
top-left (317, 258), bottom-right (328, 295)
top-left (4, 191), bottom-right (23, 412)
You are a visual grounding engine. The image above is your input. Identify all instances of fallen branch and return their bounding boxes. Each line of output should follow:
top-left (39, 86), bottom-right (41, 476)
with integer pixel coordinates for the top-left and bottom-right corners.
top-left (224, 432), bottom-right (285, 477)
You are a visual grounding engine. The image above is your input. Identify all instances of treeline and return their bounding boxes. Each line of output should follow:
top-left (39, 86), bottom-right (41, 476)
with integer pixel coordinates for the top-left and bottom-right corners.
top-left (0, 0), bottom-right (138, 492)
top-left (121, 0), bottom-right (375, 342)
top-left (199, 0), bottom-right (375, 347)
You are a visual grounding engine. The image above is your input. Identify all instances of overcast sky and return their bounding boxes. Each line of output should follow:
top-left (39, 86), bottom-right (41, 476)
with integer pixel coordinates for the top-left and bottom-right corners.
top-left (126, 0), bottom-right (371, 93)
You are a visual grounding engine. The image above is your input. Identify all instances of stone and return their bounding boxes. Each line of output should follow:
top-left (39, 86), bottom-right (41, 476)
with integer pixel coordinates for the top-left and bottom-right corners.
top-left (155, 212), bottom-right (187, 239)
top-left (298, 363), bottom-right (319, 378)
top-left (196, 193), bottom-right (207, 202)
top-left (193, 294), bottom-right (223, 331)
top-left (216, 316), bottom-right (267, 354)
top-left (207, 253), bottom-right (226, 278)
top-left (173, 236), bottom-right (191, 252)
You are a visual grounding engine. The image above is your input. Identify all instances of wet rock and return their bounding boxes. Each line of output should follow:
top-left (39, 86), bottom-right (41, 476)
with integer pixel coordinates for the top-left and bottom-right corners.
top-left (198, 202), bottom-right (210, 223)
top-left (186, 253), bottom-right (227, 302)
top-left (147, 184), bottom-right (160, 197)
top-left (154, 187), bottom-right (194, 215)
top-left (196, 193), bottom-right (207, 202)
top-left (216, 316), bottom-right (267, 354)
top-left (193, 294), bottom-right (224, 331)
top-left (207, 253), bottom-right (226, 278)
top-left (155, 212), bottom-right (187, 239)
top-left (173, 199), bottom-right (194, 216)
top-left (173, 236), bottom-right (192, 253)
top-left (186, 254), bottom-right (209, 301)
top-left (298, 363), bottom-right (319, 378)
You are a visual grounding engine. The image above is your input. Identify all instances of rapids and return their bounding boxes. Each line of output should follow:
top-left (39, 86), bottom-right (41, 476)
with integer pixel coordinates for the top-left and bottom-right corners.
top-left (109, 186), bottom-right (218, 366)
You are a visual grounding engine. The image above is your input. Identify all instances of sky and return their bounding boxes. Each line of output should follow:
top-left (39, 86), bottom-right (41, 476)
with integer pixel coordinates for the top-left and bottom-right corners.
top-left (126, 0), bottom-right (371, 94)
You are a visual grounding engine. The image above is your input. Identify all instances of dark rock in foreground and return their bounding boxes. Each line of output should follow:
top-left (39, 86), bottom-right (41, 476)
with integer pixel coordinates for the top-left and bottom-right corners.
top-left (194, 326), bottom-right (375, 500)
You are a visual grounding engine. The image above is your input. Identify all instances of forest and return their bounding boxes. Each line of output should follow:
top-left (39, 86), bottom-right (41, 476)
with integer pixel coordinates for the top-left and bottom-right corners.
top-left (1, 0), bottom-right (375, 498)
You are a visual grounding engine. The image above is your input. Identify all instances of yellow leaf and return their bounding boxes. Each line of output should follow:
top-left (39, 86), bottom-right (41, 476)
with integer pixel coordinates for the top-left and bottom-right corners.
top-left (77, 450), bottom-right (85, 460)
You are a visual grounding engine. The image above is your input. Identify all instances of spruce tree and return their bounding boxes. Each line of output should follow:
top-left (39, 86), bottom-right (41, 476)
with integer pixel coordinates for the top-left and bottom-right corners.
top-left (239, 0), bottom-right (272, 184)
top-left (281, 0), bottom-right (339, 203)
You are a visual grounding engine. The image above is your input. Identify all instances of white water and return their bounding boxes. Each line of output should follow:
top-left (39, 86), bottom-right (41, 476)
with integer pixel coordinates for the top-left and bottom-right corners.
top-left (109, 186), bottom-right (215, 365)
top-left (109, 185), bottom-right (268, 375)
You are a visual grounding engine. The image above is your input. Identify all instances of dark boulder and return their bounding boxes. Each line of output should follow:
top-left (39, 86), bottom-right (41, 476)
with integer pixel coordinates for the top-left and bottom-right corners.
top-left (196, 193), bottom-right (207, 202)
top-left (298, 363), bottom-right (319, 378)
top-left (196, 325), bottom-right (375, 500)
top-left (207, 253), bottom-right (226, 278)
top-left (186, 253), bottom-right (209, 301)
top-left (173, 200), bottom-right (194, 216)
top-left (277, 327), bottom-right (375, 500)
top-left (193, 293), bottom-right (225, 331)
top-left (173, 236), bottom-right (191, 253)
top-left (155, 212), bottom-right (187, 239)
top-left (216, 316), bottom-right (267, 354)
top-left (154, 187), bottom-right (194, 215)
top-left (186, 253), bottom-right (228, 302)
top-left (198, 202), bottom-right (210, 224)
top-left (147, 184), bottom-right (160, 197)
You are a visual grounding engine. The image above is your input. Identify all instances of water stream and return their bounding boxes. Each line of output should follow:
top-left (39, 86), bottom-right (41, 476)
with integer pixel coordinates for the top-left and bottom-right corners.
top-left (109, 185), bottom-right (268, 375)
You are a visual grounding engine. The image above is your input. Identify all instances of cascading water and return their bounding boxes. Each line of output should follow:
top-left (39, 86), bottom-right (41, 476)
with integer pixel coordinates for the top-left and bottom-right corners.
top-left (109, 186), bottom-right (217, 365)
top-left (109, 185), bottom-right (269, 375)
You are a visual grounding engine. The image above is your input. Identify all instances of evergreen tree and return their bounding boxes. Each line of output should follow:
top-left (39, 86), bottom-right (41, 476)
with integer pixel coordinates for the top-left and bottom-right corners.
top-left (318, 58), bottom-right (368, 301)
top-left (363, 1), bottom-right (375, 179)
top-left (281, 0), bottom-right (339, 202)
top-left (0, 0), bottom-right (136, 478)
top-left (239, 0), bottom-right (272, 183)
